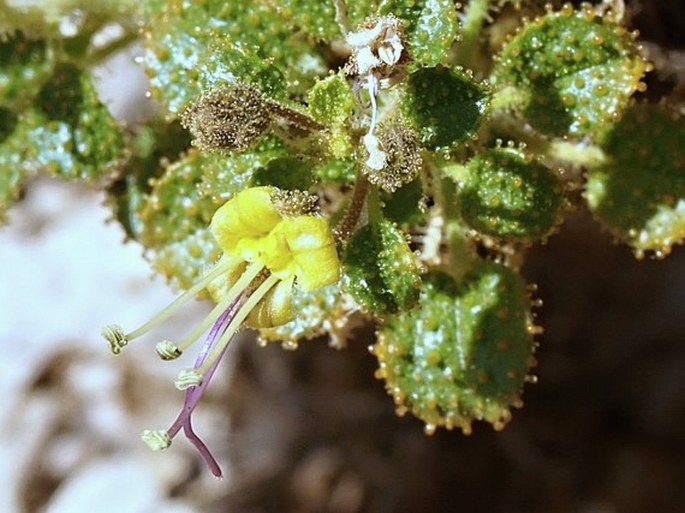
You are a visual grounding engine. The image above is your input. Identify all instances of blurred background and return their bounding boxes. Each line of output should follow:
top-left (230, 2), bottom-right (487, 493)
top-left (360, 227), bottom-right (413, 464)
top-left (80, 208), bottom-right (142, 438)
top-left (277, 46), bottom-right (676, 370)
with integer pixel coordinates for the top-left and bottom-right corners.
top-left (1, 1), bottom-right (684, 512)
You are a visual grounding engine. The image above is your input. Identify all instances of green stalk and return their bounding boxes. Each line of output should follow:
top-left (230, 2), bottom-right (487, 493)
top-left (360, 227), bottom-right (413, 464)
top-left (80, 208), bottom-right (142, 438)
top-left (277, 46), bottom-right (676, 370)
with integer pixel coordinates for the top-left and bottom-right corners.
top-left (366, 183), bottom-right (383, 225)
top-left (457, 0), bottom-right (491, 69)
top-left (429, 159), bottom-right (478, 281)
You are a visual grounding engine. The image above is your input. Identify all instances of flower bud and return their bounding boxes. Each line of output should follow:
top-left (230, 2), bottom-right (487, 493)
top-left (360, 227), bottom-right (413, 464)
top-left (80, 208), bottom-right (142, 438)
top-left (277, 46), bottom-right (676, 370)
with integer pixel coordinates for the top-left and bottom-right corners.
top-left (181, 83), bottom-right (272, 152)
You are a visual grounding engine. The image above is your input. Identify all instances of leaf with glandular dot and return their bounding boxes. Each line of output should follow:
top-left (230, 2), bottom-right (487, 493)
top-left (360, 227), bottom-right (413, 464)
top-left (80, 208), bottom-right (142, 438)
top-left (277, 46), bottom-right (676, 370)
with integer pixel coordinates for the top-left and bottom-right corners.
top-left (493, 4), bottom-right (648, 137)
top-left (142, 0), bottom-right (325, 113)
top-left (277, 0), bottom-right (379, 42)
top-left (251, 157), bottom-right (316, 191)
top-left (312, 158), bottom-right (356, 184)
top-left (585, 103), bottom-right (685, 257)
top-left (0, 64), bottom-right (125, 221)
top-left (402, 66), bottom-right (490, 149)
top-left (379, 0), bottom-right (458, 67)
top-left (0, 109), bottom-right (29, 221)
top-left (455, 147), bottom-right (565, 242)
top-left (372, 261), bottom-right (536, 434)
top-left (106, 120), bottom-right (192, 240)
top-left (258, 282), bottom-right (351, 348)
top-left (381, 178), bottom-right (426, 226)
top-left (308, 72), bottom-right (356, 160)
top-left (144, 23), bottom-right (288, 119)
top-left (32, 64), bottom-right (125, 181)
top-left (277, 0), bottom-right (342, 42)
top-left (198, 136), bottom-right (291, 205)
top-left (0, 33), bottom-right (55, 109)
top-left (342, 219), bottom-right (421, 315)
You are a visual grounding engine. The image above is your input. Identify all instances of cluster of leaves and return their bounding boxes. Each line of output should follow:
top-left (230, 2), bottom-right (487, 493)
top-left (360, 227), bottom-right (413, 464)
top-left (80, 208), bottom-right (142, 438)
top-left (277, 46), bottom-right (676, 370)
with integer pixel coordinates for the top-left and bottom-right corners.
top-left (0, 1), bottom-right (137, 219)
top-left (2, 0), bottom-right (684, 436)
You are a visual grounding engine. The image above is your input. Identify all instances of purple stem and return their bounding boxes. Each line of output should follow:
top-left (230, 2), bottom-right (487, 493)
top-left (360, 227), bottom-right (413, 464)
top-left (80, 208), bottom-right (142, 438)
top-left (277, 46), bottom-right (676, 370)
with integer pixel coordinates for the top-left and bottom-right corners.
top-left (166, 293), bottom-right (245, 477)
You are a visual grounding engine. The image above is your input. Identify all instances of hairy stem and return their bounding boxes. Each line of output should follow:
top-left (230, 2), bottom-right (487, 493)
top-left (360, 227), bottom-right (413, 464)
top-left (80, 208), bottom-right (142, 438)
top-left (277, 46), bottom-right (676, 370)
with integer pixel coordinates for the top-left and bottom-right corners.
top-left (335, 171), bottom-right (369, 243)
top-left (457, 0), bottom-right (492, 69)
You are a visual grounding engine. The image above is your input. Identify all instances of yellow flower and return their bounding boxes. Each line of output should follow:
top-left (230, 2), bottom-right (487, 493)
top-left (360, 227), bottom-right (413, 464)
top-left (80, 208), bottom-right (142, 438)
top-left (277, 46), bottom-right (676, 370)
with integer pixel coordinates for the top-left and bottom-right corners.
top-left (102, 186), bottom-right (340, 476)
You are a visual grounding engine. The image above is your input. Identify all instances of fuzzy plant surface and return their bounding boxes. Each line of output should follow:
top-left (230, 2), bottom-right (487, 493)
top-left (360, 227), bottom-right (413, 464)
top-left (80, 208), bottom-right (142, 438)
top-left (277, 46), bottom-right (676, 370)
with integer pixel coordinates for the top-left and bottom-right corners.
top-left (1, 0), bottom-right (683, 477)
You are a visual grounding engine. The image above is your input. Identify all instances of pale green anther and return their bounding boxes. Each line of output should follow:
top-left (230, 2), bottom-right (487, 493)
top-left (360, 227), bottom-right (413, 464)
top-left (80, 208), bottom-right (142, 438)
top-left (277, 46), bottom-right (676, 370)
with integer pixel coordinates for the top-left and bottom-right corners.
top-left (141, 429), bottom-right (172, 451)
top-left (174, 368), bottom-right (203, 390)
top-left (101, 324), bottom-right (128, 355)
top-left (155, 340), bottom-right (182, 360)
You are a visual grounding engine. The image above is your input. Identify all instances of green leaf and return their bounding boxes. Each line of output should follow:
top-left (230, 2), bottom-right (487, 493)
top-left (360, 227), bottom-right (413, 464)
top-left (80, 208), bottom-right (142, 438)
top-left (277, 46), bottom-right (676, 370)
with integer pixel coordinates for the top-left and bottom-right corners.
top-left (278, 0), bottom-right (383, 41)
top-left (138, 149), bottom-right (237, 287)
top-left (493, 5), bottom-right (648, 137)
top-left (278, 0), bottom-right (342, 42)
top-left (1, 0), bottom-right (136, 38)
top-left (0, 64), bottom-right (124, 220)
top-left (312, 158), bottom-right (356, 184)
top-left (0, 110), bottom-right (29, 220)
top-left (0, 32), bottom-right (55, 109)
top-left (0, 106), bottom-right (17, 143)
top-left (258, 282), bottom-right (349, 348)
top-left (144, 24), bottom-right (288, 118)
top-left (381, 177), bottom-right (427, 226)
top-left (379, 0), bottom-right (458, 67)
top-left (381, 178), bottom-right (426, 225)
top-left (372, 262), bottom-right (535, 434)
top-left (107, 120), bottom-right (192, 240)
top-left (308, 72), bottom-right (356, 160)
top-left (32, 64), bottom-right (125, 181)
top-left (143, 0), bottom-right (325, 113)
top-left (402, 66), bottom-right (490, 149)
top-left (251, 157), bottom-right (316, 191)
top-left (341, 220), bottom-right (421, 315)
top-left (197, 136), bottom-right (291, 205)
top-left (585, 103), bottom-right (685, 256)
top-left (455, 147), bottom-right (566, 242)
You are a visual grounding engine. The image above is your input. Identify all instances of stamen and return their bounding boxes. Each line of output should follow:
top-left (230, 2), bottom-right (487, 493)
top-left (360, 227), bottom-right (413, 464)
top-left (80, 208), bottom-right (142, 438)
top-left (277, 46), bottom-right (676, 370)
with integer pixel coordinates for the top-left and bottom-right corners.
top-left (141, 429), bottom-right (172, 451)
top-left (198, 273), bottom-right (281, 375)
top-left (155, 340), bottom-right (182, 360)
top-left (123, 255), bottom-right (243, 342)
top-left (172, 261), bottom-right (265, 355)
top-left (174, 368), bottom-right (203, 390)
top-left (102, 324), bottom-right (127, 355)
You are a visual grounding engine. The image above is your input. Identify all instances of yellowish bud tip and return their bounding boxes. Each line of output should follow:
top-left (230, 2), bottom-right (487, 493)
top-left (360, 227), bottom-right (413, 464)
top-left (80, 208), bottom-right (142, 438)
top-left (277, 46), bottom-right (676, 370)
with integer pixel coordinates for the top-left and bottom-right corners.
top-left (141, 429), bottom-right (172, 451)
top-left (102, 324), bottom-right (128, 355)
top-left (155, 340), bottom-right (182, 360)
top-left (174, 368), bottom-right (203, 390)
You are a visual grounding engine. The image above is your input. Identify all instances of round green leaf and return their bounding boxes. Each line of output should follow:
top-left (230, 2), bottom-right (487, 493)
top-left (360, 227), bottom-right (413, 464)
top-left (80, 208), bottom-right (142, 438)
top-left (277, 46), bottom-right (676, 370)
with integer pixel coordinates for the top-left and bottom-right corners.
top-left (342, 220), bottom-right (421, 315)
top-left (402, 66), bottom-right (490, 149)
top-left (585, 103), bottom-right (685, 256)
top-left (379, 0), bottom-right (458, 67)
top-left (494, 5), bottom-right (649, 137)
top-left (457, 147), bottom-right (565, 242)
top-left (373, 261), bottom-right (535, 434)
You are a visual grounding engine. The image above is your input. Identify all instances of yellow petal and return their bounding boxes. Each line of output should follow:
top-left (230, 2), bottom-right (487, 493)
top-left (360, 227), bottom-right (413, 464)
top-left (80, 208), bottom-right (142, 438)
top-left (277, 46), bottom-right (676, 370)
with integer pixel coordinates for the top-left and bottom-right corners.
top-left (210, 187), bottom-right (282, 254)
top-left (246, 277), bottom-right (295, 328)
top-left (283, 216), bottom-right (340, 291)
